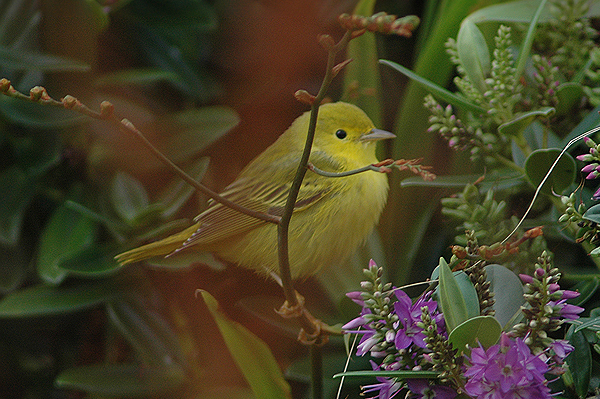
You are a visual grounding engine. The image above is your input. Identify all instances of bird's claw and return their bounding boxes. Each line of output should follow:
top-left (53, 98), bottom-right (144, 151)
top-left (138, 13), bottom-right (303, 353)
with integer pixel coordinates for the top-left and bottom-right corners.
top-left (276, 291), bottom-right (305, 319)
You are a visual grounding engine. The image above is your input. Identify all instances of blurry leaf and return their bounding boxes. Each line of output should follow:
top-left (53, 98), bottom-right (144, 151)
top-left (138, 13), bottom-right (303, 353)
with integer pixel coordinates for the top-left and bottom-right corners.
top-left (0, 166), bottom-right (37, 245)
top-left (157, 157), bottom-right (210, 219)
top-left (95, 68), bottom-right (179, 87)
top-left (448, 316), bottom-right (502, 354)
top-left (486, 264), bottom-right (525, 329)
top-left (454, 271), bottom-right (480, 319)
top-left (380, 60), bottom-right (486, 114)
top-left (401, 170), bottom-right (525, 191)
top-left (0, 45), bottom-right (90, 71)
top-left (524, 148), bottom-right (576, 195)
top-left (200, 290), bottom-right (292, 399)
top-left (341, 0), bottom-right (382, 126)
top-left (464, 0), bottom-right (555, 24)
top-left (568, 277), bottom-right (600, 307)
top-left (566, 325), bottom-right (592, 398)
top-left (0, 245), bottom-right (29, 294)
top-left (160, 106), bottom-right (239, 163)
top-left (55, 363), bottom-right (185, 397)
top-left (11, 132), bottom-right (62, 176)
top-left (556, 83), bottom-right (583, 116)
top-left (334, 370), bottom-right (439, 379)
top-left (560, 104), bottom-right (600, 147)
top-left (498, 108), bottom-right (555, 137)
top-left (37, 201), bottom-right (98, 284)
top-left (0, 280), bottom-right (120, 317)
top-left (110, 172), bottom-right (150, 224)
top-left (437, 258), bottom-right (468, 332)
top-left (456, 19), bottom-right (490, 93)
top-left (107, 297), bottom-right (186, 367)
top-left (0, 96), bottom-right (86, 128)
top-left (58, 244), bottom-right (122, 278)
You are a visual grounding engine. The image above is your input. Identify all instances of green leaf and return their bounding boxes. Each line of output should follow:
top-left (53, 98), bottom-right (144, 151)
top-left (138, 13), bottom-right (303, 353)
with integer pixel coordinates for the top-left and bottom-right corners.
top-left (556, 83), bottom-right (584, 116)
top-left (0, 45), bottom-right (90, 72)
top-left (498, 108), bottom-right (555, 137)
top-left (401, 170), bottom-right (525, 190)
top-left (107, 297), bottom-right (186, 367)
top-left (0, 96), bottom-right (86, 128)
top-left (157, 157), bottom-right (210, 219)
top-left (58, 244), bottom-right (122, 278)
top-left (200, 290), bottom-right (291, 399)
top-left (110, 172), bottom-right (150, 224)
top-left (333, 370), bottom-right (439, 379)
top-left (160, 106), bottom-right (239, 164)
top-left (456, 19), bottom-right (490, 94)
top-left (568, 278), bottom-right (599, 307)
top-left (560, 105), bottom-right (600, 147)
top-left (379, 60), bottom-right (486, 115)
top-left (455, 271), bottom-right (480, 319)
top-left (37, 201), bottom-right (98, 284)
top-left (524, 148), bottom-right (577, 195)
top-left (448, 315), bottom-right (502, 354)
top-left (341, 0), bottom-right (382, 126)
top-left (0, 280), bottom-right (120, 317)
top-left (0, 166), bottom-right (37, 245)
top-left (486, 264), bottom-right (525, 329)
top-left (437, 258), bottom-right (468, 332)
top-left (55, 363), bottom-right (185, 397)
top-left (463, 0), bottom-right (555, 24)
top-left (566, 325), bottom-right (592, 398)
top-left (574, 316), bottom-right (600, 333)
top-left (95, 68), bottom-right (180, 87)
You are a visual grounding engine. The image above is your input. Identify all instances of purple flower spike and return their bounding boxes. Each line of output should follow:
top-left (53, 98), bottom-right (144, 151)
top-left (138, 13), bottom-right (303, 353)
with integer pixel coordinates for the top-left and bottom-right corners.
top-left (406, 379), bottom-right (456, 399)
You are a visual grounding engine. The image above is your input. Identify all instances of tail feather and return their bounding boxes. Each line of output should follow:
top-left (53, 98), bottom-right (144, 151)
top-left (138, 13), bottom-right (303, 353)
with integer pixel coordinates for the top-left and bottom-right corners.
top-left (115, 224), bottom-right (199, 265)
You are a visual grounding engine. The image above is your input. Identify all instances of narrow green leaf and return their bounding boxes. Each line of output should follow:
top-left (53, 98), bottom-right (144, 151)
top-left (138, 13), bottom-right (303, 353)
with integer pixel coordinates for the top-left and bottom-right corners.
top-left (107, 297), bottom-right (186, 367)
top-left (0, 280), bottom-right (120, 317)
top-left (58, 244), bottom-right (122, 278)
top-left (455, 271), bottom-right (480, 319)
top-left (0, 96), bottom-right (86, 128)
top-left (574, 316), bottom-right (600, 333)
top-left (110, 172), bottom-right (150, 224)
top-left (37, 201), bottom-right (98, 284)
top-left (524, 148), bottom-right (577, 195)
top-left (437, 258), bottom-right (468, 332)
top-left (456, 19), bottom-right (490, 93)
top-left (486, 264), bottom-right (525, 329)
top-left (55, 363), bottom-right (185, 397)
top-left (200, 290), bottom-right (291, 399)
top-left (566, 325), bottom-right (592, 398)
top-left (514, 0), bottom-right (548, 79)
top-left (0, 45), bottom-right (90, 71)
top-left (342, 0), bottom-right (382, 126)
top-left (379, 60), bottom-right (486, 114)
top-left (0, 166), bottom-right (37, 245)
top-left (448, 316), bottom-right (502, 354)
top-left (401, 170), bottom-right (525, 190)
top-left (334, 370), bottom-right (439, 379)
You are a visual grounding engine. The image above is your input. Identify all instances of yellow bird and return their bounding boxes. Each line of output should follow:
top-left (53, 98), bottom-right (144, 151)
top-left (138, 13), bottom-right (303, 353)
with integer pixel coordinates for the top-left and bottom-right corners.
top-left (115, 102), bottom-right (394, 279)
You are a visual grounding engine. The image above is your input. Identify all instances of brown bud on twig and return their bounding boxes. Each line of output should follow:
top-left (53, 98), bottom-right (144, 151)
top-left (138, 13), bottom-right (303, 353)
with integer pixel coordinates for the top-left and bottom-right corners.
top-left (294, 90), bottom-right (316, 105)
top-left (0, 78), bottom-right (11, 93)
top-left (338, 12), bottom-right (419, 37)
top-left (318, 34), bottom-right (335, 51)
top-left (62, 95), bottom-right (80, 109)
top-left (100, 101), bottom-right (114, 119)
top-left (30, 86), bottom-right (51, 102)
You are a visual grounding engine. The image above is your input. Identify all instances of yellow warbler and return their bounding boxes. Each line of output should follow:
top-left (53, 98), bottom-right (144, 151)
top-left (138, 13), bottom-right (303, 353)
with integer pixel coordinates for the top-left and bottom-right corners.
top-left (115, 102), bottom-right (394, 279)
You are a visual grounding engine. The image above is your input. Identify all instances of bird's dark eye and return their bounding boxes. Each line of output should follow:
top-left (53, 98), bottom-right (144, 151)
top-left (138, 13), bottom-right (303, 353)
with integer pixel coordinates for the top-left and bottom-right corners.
top-left (335, 129), bottom-right (347, 139)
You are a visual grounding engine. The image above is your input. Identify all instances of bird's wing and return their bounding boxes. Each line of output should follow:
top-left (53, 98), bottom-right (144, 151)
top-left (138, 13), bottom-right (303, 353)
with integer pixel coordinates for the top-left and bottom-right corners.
top-left (179, 172), bottom-right (332, 250)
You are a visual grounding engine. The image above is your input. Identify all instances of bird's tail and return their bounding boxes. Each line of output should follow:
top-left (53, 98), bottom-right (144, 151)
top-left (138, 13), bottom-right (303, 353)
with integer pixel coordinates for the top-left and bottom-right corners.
top-left (115, 224), bottom-right (199, 265)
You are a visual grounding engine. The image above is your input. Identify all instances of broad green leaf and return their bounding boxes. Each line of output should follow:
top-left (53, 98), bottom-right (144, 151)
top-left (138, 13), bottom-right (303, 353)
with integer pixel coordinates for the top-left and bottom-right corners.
top-left (160, 106), bottom-right (239, 163)
top-left (0, 280), bottom-right (120, 317)
top-left (568, 277), bottom-right (599, 307)
top-left (110, 172), bottom-right (150, 224)
top-left (37, 201), bottom-right (97, 284)
top-left (437, 258), bottom-right (468, 332)
top-left (58, 244), bottom-right (122, 278)
top-left (524, 148), bottom-right (577, 195)
top-left (0, 45), bottom-right (90, 71)
top-left (157, 157), bottom-right (210, 219)
top-left (464, 0), bottom-right (555, 24)
top-left (55, 363), bottom-right (185, 397)
top-left (498, 108), bottom-right (555, 137)
top-left (455, 271), bottom-right (480, 319)
top-left (95, 68), bottom-right (179, 87)
top-left (556, 83), bottom-right (584, 116)
top-left (342, 0), bottom-right (382, 126)
top-left (448, 315), bottom-right (502, 354)
top-left (0, 96), bottom-right (86, 128)
top-left (200, 290), bottom-right (291, 399)
top-left (0, 166), bottom-right (37, 245)
top-left (560, 104), bottom-right (600, 147)
top-left (486, 264), bottom-right (525, 329)
top-left (566, 325), bottom-right (592, 398)
top-left (379, 60), bottom-right (486, 115)
top-left (583, 205), bottom-right (600, 225)
top-left (456, 19), bottom-right (490, 94)
top-left (107, 297), bottom-right (186, 367)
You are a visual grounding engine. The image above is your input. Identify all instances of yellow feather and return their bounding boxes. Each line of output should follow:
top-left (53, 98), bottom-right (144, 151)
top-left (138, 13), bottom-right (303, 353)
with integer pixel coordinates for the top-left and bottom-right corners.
top-left (115, 102), bottom-right (394, 279)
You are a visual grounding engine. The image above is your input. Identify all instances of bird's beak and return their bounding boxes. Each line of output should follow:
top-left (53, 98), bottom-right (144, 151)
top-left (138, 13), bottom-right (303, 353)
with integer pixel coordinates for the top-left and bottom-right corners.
top-left (360, 128), bottom-right (396, 142)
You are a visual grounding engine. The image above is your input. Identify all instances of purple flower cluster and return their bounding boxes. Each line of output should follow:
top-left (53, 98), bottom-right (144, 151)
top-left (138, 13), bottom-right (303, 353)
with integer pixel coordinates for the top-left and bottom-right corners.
top-left (577, 137), bottom-right (600, 199)
top-left (464, 334), bottom-right (551, 399)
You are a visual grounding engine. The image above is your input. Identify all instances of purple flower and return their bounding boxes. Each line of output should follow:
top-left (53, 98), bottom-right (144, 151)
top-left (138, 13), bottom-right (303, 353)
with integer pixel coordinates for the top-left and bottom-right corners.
top-left (362, 361), bottom-right (403, 399)
top-left (393, 291), bottom-right (440, 349)
top-left (464, 333), bottom-right (552, 399)
top-left (406, 379), bottom-right (456, 399)
top-left (548, 299), bottom-right (584, 320)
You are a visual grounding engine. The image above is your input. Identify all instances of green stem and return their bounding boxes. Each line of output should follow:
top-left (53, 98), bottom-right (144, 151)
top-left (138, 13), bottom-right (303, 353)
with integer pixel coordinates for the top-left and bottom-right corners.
top-left (311, 345), bottom-right (323, 399)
